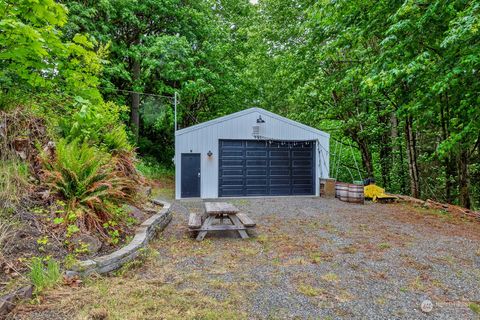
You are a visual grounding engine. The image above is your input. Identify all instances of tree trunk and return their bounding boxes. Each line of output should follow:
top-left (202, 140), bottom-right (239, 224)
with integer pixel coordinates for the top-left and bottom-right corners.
top-left (440, 96), bottom-right (454, 203)
top-left (131, 59), bottom-right (141, 141)
top-left (405, 115), bottom-right (420, 198)
top-left (391, 112), bottom-right (406, 193)
top-left (379, 114), bottom-right (392, 188)
top-left (457, 148), bottom-right (471, 209)
top-left (357, 139), bottom-right (374, 179)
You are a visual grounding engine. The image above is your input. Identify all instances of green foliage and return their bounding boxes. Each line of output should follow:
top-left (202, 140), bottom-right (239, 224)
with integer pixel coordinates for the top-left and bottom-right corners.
top-left (62, 0), bottom-right (255, 155)
top-left (29, 257), bottom-right (61, 294)
top-left (41, 139), bottom-right (135, 235)
top-left (239, 0), bottom-right (480, 208)
top-left (103, 220), bottom-right (120, 245)
top-left (36, 236), bottom-right (49, 252)
top-left (63, 254), bottom-right (78, 270)
top-left (42, 139), bottom-right (109, 201)
top-left (469, 302), bottom-right (480, 315)
top-left (2, 0), bottom-right (479, 210)
top-left (66, 224), bottom-right (80, 238)
top-left (60, 99), bottom-right (132, 152)
top-left (0, 0), bottom-right (105, 107)
top-left (136, 156), bottom-right (174, 181)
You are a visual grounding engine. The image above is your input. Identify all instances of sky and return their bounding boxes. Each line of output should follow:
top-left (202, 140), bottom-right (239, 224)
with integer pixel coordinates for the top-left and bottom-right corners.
top-left (250, 0), bottom-right (258, 4)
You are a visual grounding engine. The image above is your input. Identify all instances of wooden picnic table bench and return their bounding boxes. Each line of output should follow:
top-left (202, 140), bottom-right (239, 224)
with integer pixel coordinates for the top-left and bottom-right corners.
top-left (188, 202), bottom-right (256, 241)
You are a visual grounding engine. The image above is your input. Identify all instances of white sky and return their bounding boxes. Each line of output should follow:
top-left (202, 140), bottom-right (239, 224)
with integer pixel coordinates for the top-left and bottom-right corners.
top-left (250, 0), bottom-right (258, 4)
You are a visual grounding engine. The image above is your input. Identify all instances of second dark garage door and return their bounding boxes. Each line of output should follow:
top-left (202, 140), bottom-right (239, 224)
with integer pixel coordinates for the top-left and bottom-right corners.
top-left (219, 139), bottom-right (315, 197)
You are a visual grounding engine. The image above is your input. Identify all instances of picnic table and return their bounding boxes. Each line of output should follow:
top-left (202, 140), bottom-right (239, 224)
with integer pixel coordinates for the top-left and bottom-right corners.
top-left (188, 202), bottom-right (256, 241)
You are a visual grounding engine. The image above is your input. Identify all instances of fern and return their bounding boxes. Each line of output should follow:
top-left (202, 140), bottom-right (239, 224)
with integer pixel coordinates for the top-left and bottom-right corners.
top-left (41, 139), bottom-right (136, 236)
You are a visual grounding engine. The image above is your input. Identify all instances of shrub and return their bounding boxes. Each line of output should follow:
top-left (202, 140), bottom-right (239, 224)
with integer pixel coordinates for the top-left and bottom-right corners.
top-left (41, 139), bottom-right (136, 236)
top-left (113, 150), bottom-right (145, 189)
top-left (136, 156), bottom-right (174, 181)
top-left (29, 257), bottom-right (61, 294)
top-left (60, 99), bottom-right (132, 152)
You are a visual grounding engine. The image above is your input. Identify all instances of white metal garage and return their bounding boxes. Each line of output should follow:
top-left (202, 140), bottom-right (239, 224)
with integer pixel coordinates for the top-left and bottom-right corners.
top-left (174, 107), bottom-right (330, 199)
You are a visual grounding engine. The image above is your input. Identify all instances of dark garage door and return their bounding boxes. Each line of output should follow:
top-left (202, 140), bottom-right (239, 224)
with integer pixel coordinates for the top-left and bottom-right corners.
top-left (219, 139), bottom-right (315, 197)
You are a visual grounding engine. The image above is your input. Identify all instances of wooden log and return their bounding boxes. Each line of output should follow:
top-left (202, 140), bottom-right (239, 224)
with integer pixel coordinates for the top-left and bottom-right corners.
top-left (236, 212), bottom-right (256, 227)
top-left (395, 194), bottom-right (426, 206)
top-left (393, 194), bottom-right (480, 220)
top-left (411, 198), bottom-right (480, 220)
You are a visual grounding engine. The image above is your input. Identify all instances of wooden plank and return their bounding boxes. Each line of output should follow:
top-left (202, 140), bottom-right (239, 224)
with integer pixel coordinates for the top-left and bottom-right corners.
top-left (188, 212), bottom-right (202, 229)
top-left (198, 225), bottom-right (247, 231)
top-left (236, 212), bottom-right (256, 227)
top-left (196, 216), bottom-right (214, 241)
top-left (229, 215), bottom-right (249, 239)
top-left (204, 202), bottom-right (239, 215)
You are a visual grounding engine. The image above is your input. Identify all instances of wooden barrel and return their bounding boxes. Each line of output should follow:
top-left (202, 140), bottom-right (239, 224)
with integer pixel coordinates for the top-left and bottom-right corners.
top-left (336, 183), bottom-right (349, 201)
top-left (348, 184), bottom-right (365, 204)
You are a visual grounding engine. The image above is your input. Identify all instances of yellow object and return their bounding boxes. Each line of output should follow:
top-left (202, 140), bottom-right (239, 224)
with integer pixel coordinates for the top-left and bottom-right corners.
top-left (364, 184), bottom-right (397, 202)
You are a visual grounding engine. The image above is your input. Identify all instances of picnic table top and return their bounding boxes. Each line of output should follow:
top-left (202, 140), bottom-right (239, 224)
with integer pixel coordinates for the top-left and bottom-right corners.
top-left (204, 202), bottom-right (239, 215)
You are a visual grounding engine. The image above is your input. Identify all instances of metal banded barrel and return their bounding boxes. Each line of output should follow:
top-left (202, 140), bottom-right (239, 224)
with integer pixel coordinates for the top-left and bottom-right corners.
top-left (348, 184), bottom-right (365, 204)
top-left (335, 182), bottom-right (344, 198)
top-left (336, 183), bottom-right (349, 202)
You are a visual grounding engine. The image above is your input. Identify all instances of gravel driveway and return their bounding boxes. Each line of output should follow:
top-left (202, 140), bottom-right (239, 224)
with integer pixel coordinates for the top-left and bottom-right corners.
top-left (12, 197), bottom-right (480, 320)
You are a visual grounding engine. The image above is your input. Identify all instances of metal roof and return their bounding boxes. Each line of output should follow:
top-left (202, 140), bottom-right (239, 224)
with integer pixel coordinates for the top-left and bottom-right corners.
top-left (175, 107), bottom-right (329, 138)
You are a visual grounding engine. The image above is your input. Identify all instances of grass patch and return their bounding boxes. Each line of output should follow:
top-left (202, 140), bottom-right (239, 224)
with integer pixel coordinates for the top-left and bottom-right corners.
top-left (469, 302), bottom-right (480, 314)
top-left (378, 242), bottom-right (391, 250)
top-left (231, 199), bottom-right (249, 206)
top-left (0, 159), bottom-right (29, 211)
top-left (114, 247), bottom-right (159, 277)
top-left (151, 186), bottom-right (175, 199)
top-left (321, 273), bottom-right (339, 282)
top-left (298, 284), bottom-right (323, 297)
top-left (29, 257), bottom-right (61, 294)
top-left (239, 246), bottom-right (259, 256)
top-left (310, 252), bottom-right (323, 264)
top-left (61, 278), bottom-right (247, 319)
top-left (409, 276), bottom-right (425, 292)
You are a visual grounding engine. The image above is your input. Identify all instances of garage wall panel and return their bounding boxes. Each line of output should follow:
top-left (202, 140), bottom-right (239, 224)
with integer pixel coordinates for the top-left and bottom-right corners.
top-left (175, 108), bottom-right (329, 199)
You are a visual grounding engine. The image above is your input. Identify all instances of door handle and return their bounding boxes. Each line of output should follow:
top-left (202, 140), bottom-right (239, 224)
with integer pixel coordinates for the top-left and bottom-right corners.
top-left (198, 172), bottom-right (201, 177)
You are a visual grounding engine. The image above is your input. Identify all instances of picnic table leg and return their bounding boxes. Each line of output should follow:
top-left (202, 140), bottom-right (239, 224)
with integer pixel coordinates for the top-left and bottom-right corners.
top-left (196, 216), bottom-right (214, 241)
top-left (228, 215), bottom-right (249, 239)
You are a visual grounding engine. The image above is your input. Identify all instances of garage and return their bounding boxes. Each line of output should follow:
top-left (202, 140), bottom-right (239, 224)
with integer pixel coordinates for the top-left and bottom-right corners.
top-left (175, 107), bottom-right (329, 199)
top-left (218, 139), bottom-right (315, 197)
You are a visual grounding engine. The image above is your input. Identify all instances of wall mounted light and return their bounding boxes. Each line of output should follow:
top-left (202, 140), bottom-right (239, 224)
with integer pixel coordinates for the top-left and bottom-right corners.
top-left (207, 150), bottom-right (213, 157)
top-left (253, 115), bottom-right (266, 139)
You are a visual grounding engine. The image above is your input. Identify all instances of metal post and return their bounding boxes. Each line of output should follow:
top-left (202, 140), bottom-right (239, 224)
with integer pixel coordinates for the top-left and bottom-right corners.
top-left (174, 92), bottom-right (178, 132)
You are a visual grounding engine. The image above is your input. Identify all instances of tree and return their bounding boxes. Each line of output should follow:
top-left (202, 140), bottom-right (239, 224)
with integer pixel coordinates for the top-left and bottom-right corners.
top-left (0, 0), bottom-right (105, 107)
top-left (240, 0), bottom-right (479, 208)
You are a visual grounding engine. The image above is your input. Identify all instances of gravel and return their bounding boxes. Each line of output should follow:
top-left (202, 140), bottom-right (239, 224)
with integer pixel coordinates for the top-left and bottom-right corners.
top-left (166, 197), bottom-right (480, 319)
top-left (13, 196), bottom-right (480, 319)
